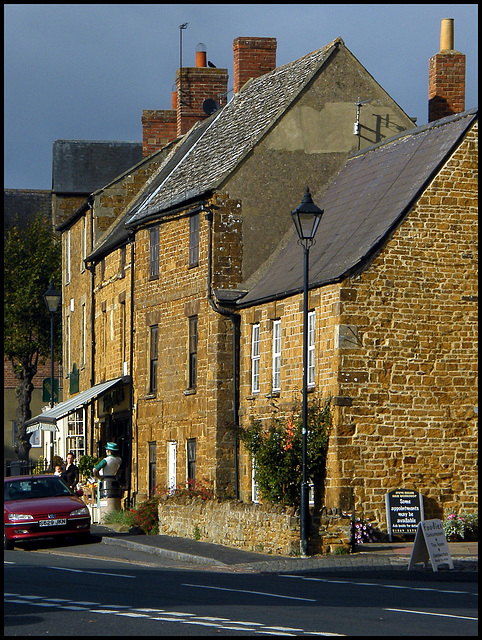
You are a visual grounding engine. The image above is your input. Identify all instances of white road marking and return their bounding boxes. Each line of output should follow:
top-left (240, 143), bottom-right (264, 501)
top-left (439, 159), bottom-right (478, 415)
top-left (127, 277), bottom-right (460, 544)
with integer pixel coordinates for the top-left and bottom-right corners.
top-left (50, 566), bottom-right (135, 578)
top-left (385, 608), bottom-right (478, 621)
top-left (182, 582), bottom-right (317, 602)
top-left (280, 574), bottom-right (477, 596)
top-left (5, 592), bottom-right (346, 635)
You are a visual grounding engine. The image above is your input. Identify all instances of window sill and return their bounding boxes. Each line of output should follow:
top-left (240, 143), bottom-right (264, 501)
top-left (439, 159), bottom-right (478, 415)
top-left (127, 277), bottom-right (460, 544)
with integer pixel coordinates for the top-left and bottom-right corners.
top-left (183, 388), bottom-right (197, 396)
top-left (266, 390), bottom-right (280, 398)
top-left (144, 392), bottom-right (157, 400)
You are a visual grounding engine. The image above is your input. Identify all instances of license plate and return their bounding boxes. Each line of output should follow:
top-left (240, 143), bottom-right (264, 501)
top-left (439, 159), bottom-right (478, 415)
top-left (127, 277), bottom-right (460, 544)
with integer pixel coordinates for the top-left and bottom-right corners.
top-left (39, 518), bottom-right (67, 527)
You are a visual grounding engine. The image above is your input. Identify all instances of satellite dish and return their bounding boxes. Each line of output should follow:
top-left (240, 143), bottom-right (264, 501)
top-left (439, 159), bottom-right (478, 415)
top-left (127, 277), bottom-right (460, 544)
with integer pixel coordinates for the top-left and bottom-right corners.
top-left (202, 98), bottom-right (221, 115)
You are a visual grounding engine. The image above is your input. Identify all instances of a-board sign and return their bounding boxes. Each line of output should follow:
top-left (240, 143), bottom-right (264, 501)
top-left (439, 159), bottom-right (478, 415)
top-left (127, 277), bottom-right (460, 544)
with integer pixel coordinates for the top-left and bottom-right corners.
top-left (385, 489), bottom-right (424, 541)
top-left (408, 519), bottom-right (453, 571)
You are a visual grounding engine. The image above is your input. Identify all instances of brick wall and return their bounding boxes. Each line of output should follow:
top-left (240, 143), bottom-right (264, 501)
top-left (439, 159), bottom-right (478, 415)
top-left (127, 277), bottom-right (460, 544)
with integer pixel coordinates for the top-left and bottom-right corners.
top-left (233, 37), bottom-right (277, 94)
top-left (141, 110), bottom-right (177, 157)
top-left (428, 50), bottom-right (466, 121)
top-left (176, 67), bottom-right (228, 136)
top-left (4, 356), bottom-right (62, 390)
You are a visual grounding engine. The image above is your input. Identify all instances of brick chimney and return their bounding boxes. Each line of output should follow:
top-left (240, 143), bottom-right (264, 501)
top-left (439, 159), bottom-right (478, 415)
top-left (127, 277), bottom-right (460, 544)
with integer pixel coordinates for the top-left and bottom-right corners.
top-left (141, 108), bottom-right (177, 157)
top-left (176, 44), bottom-right (228, 136)
top-left (428, 18), bottom-right (466, 122)
top-left (233, 37), bottom-right (277, 94)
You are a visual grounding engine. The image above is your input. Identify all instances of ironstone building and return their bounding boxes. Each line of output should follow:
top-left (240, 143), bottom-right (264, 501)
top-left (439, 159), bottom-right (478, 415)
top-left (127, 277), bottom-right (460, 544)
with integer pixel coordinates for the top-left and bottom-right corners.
top-left (26, 23), bottom-right (477, 533)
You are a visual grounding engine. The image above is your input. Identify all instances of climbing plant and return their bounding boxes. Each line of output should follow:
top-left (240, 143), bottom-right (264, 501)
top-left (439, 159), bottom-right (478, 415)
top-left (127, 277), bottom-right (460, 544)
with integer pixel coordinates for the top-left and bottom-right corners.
top-left (237, 397), bottom-right (331, 507)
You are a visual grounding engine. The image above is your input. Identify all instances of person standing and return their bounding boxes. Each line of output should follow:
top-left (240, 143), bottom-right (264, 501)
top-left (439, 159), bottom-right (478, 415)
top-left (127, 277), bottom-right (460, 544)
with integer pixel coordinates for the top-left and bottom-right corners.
top-left (61, 452), bottom-right (79, 492)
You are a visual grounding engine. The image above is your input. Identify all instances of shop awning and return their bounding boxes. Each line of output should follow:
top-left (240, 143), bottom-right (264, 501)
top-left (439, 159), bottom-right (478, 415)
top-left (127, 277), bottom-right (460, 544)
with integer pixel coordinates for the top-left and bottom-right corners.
top-left (24, 376), bottom-right (130, 434)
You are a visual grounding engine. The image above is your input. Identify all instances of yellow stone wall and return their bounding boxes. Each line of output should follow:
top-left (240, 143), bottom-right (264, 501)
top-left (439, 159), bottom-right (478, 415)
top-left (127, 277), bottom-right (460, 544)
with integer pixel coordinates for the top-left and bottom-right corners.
top-left (238, 124), bottom-right (478, 531)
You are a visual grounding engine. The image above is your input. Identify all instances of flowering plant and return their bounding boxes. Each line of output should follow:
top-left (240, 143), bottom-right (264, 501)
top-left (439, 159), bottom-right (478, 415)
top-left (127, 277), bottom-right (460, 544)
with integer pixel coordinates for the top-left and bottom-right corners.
top-left (442, 510), bottom-right (478, 541)
top-left (237, 398), bottom-right (331, 507)
top-left (352, 517), bottom-right (378, 544)
top-left (128, 495), bottom-right (160, 534)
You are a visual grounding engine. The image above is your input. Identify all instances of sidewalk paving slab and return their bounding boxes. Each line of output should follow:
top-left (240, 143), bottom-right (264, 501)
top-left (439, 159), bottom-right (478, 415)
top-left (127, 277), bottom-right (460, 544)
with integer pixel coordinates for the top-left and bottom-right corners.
top-left (93, 525), bottom-right (477, 580)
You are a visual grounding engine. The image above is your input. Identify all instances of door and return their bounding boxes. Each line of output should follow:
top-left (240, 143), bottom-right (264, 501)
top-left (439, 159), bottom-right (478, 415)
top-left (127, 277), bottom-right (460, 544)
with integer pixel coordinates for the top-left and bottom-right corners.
top-left (168, 441), bottom-right (177, 494)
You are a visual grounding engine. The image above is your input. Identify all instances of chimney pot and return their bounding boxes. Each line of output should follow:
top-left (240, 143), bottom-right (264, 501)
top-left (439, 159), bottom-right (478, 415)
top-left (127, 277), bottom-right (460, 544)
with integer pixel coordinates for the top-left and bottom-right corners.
top-left (196, 43), bottom-right (207, 67)
top-left (428, 19), bottom-right (465, 122)
top-left (440, 18), bottom-right (454, 51)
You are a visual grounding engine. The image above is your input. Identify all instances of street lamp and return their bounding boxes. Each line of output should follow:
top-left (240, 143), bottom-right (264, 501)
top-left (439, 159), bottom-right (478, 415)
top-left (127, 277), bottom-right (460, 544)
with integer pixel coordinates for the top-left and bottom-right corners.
top-left (291, 187), bottom-right (324, 557)
top-left (43, 279), bottom-right (61, 468)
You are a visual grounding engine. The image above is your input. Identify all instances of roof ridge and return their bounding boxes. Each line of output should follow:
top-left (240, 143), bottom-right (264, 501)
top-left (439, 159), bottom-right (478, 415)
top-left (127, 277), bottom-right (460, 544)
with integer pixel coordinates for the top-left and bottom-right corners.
top-left (348, 108), bottom-right (478, 160)
top-left (126, 38), bottom-right (342, 225)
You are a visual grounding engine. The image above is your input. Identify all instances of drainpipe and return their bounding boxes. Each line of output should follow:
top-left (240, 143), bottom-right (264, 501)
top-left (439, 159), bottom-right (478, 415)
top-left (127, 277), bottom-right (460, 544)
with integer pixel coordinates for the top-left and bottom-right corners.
top-left (128, 231), bottom-right (137, 507)
top-left (204, 205), bottom-right (240, 499)
top-left (85, 198), bottom-right (96, 457)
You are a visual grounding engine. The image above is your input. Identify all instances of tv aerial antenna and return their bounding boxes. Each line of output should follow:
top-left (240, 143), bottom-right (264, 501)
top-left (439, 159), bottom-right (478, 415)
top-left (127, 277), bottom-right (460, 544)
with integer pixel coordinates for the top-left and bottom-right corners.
top-left (354, 97), bottom-right (370, 149)
top-left (179, 23), bottom-right (188, 106)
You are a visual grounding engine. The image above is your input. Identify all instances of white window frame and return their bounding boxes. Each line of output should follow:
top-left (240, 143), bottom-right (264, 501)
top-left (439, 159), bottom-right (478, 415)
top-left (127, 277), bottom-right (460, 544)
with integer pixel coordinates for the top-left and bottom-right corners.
top-left (308, 310), bottom-right (316, 387)
top-left (251, 323), bottom-right (260, 394)
top-left (272, 319), bottom-right (281, 392)
top-left (251, 459), bottom-right (260, 503)
top-left (168, 441), bottom-right (177, 495)
top-left (66, 409), bottom-right (85, 461)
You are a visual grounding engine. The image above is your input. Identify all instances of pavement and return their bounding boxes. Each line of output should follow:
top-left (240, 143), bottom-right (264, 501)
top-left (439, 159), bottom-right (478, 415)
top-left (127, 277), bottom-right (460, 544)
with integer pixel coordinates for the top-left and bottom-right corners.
top-left (93, 524), bottom-right (478, 581)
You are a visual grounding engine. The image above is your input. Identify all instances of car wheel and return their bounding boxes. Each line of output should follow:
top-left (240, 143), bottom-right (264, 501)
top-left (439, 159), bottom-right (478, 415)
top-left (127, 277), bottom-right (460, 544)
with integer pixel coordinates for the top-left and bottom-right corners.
top-left (4, 528), bottom-right (14, 551)
top-left (76, 532), bottom-right (91, 545)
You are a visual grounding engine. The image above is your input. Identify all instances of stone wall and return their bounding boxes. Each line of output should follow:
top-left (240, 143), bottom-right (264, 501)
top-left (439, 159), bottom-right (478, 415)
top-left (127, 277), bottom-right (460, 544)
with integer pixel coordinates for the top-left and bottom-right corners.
top-left (157, 498), bottom-right (351, 556)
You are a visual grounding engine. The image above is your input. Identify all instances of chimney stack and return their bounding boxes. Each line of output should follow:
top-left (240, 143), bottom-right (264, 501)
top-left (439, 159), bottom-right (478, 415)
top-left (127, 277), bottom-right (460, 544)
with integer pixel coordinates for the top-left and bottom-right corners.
top-left (233, 37), bottom-right (277, 94)
top-left (176, 44), bottom-right (228, 136)
top-left (142, 37), bottom-right (277, 156)
top-left (428, 19), bottom-right (466, 122)
top-left (142, 109), bottom-right (177, 157)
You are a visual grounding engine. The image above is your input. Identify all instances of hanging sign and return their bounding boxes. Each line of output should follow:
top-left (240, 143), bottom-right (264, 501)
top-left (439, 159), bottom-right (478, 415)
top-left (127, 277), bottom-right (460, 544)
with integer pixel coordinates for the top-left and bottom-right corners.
top-left (26, 422), bottom-right (58, 434)
top-left (42, 378), bottom-right (59, 403)
top-left (385, 489), bottom-right (424, 541)
top-left (408, 519), bottom-right (453, 571)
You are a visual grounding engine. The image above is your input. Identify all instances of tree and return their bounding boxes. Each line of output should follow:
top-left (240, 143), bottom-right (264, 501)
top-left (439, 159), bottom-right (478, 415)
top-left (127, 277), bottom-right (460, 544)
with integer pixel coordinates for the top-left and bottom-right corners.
top-left (4, 213), bottom-right (62, 460)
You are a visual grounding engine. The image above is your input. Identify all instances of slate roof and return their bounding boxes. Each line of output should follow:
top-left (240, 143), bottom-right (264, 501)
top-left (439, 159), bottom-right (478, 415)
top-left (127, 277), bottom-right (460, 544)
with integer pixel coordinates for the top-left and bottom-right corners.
top-left (52, 140), bottom-right (143, 194)
top-left (4, 189), bottom-right (52, 230)
top-left (230, 108), bottom-right (478, 308)
top-left (125, 38), bottom-right (341, 228)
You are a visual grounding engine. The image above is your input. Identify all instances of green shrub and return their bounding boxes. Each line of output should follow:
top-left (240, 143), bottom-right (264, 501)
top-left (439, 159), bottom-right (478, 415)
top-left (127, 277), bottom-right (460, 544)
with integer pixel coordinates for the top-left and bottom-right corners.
top-left (102, 509), bottom-right (132, 527)
top-left (78, 455), bottom-right (101, 479)
top-left (237, 398), bottom-right (331, 507)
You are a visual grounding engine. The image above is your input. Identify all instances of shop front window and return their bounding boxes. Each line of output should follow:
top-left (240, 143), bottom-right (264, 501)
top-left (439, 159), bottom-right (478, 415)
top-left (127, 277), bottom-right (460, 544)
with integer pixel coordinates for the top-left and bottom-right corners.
top-left (66, 409), bottom-right (85, 461)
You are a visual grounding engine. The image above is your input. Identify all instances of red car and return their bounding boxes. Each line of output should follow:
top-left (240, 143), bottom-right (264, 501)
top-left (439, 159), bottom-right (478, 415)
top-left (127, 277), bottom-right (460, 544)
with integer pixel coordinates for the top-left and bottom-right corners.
top-left (4, 474), bottom-right (90, 550)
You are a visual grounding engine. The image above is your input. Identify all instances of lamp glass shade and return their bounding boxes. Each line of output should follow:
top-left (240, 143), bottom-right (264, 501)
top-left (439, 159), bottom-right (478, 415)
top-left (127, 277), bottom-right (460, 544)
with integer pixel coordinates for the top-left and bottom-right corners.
top-left (44, 280), bottom-right (62, 313)
top-left (291, 187), bottom-right (324, 241)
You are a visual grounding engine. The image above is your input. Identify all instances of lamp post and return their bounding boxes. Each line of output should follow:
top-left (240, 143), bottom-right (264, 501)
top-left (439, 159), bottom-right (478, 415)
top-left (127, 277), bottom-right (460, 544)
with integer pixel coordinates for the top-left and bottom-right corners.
top-left (291, 187), bottom-right (324, 557)
top-left (43, 279), bottom-right (61, 468)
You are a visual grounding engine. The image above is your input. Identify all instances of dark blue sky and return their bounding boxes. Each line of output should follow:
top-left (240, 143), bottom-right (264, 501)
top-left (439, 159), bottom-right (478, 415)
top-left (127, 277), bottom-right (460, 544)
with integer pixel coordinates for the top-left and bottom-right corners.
top-left (4, 4), bottom-right (478, 189)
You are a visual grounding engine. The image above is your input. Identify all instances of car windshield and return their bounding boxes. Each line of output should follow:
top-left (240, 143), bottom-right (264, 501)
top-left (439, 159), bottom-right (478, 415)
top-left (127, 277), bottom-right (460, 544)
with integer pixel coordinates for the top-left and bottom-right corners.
top-left (4, 477), bottom-right (72, 501)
